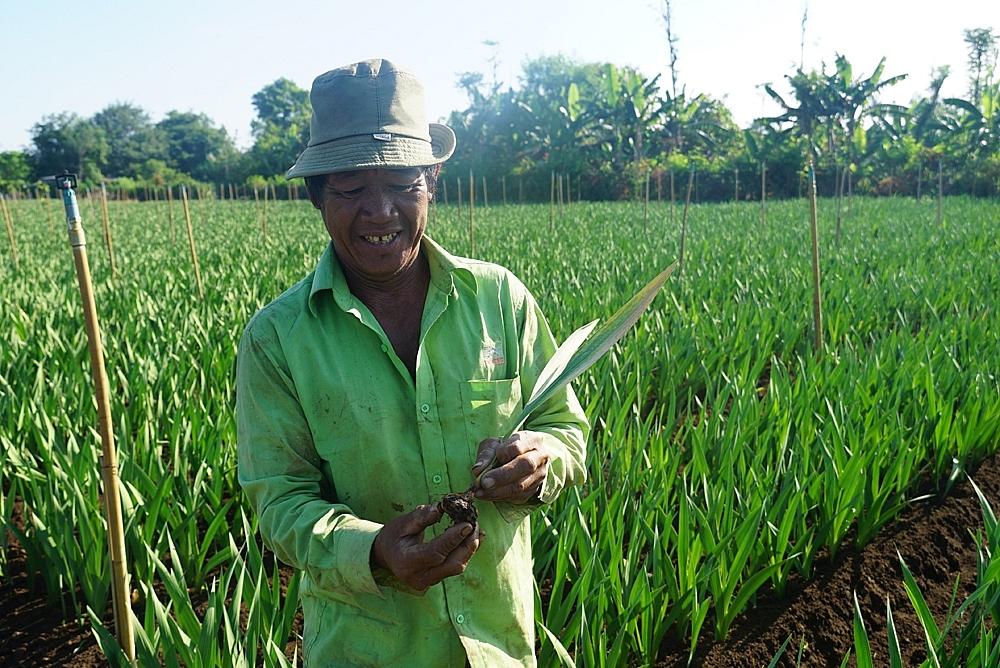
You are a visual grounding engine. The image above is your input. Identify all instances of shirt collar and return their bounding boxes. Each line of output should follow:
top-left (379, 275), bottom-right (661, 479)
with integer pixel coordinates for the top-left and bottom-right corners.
top-left (307, 235), bottom-right (478, 316)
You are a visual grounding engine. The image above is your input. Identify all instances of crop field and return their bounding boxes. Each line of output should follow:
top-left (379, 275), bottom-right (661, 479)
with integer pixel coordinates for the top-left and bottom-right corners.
top-left (1, 193), bottom-right (1000, 666)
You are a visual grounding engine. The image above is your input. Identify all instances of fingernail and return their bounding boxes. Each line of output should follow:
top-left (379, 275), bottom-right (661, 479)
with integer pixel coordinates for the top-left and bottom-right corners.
top-left (461, 525), bottom-right (473, 537)
top-left (482, 475), bottom-right (495, 489)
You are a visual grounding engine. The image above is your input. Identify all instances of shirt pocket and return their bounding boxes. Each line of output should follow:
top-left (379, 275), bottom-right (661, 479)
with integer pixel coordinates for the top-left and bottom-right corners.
top-left (459, 377), bottom-right (523, 460)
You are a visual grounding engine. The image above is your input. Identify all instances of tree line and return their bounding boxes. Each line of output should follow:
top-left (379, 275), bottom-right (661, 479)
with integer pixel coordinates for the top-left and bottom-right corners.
top-left (1, 28), bottom-right (997, 201)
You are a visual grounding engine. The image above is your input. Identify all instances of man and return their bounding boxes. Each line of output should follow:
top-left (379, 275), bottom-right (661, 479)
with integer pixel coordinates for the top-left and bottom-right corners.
top-left (237, 59), bottom-right (588, 668)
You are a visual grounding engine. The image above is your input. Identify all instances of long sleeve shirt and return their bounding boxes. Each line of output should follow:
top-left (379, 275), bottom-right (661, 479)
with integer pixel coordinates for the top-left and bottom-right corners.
top-left (236, 236), bottom-right (588, 667)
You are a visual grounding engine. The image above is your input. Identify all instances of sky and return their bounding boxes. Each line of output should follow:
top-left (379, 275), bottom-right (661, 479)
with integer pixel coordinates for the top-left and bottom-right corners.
top-left (1, 0), bottom-right (997, 153)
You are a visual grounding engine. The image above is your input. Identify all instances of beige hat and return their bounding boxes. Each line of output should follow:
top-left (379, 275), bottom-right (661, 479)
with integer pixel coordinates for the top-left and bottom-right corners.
top-left (286, 59), bottom-right (456, 179)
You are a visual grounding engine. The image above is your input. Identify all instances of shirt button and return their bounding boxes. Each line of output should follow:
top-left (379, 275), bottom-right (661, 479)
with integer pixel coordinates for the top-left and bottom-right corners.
top-left (420, 403), bottom-right (430, 414)
top-left (380, 344), bottom-right (388, 353)
top-left (432, 474), bottom-right (442, 484)
top-left (456, 614), bottom-right (466, 624)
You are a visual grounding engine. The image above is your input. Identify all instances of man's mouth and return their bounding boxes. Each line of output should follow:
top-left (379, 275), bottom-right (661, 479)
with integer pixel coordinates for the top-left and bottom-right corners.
top-left (362, 232), bottom-right (399, 245)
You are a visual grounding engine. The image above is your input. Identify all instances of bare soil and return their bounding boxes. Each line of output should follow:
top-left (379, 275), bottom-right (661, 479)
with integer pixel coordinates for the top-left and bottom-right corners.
top-left (2, 455), bottom-right (997, 667)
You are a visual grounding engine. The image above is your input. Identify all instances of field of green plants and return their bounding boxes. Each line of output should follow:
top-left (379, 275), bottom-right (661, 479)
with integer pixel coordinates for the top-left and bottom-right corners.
top-left (1, 192), bottom-right (999, 666)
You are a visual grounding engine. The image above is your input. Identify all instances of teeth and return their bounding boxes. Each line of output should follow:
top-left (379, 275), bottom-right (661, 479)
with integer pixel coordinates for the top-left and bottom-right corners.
top-left (363, 233), bottom-right (398, 244)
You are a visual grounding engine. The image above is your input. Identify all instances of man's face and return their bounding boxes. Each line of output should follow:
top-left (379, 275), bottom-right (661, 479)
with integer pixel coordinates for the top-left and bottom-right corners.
top-left (317, 167), bottom-right (431, 285)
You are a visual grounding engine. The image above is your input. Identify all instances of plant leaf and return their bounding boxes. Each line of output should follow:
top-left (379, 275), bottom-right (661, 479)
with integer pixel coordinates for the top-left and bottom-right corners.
top-left (506, 261), bottom-right (677, 438)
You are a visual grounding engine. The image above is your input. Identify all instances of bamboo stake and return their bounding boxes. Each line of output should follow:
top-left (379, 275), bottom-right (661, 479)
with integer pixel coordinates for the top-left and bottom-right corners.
top-left (261, 183), bottom-right (268, 242)
top-left (54, 178), bottom-right (135, 662)
top-left (549, 170), bottom-right (555, 232)
top-left (643, 169), bottom-right (650, 235)
top-left (443, 178), bottom-right (449, 206)
top-left (937, 159), bottom-right (943, 229)
top-left (42, 189), bottom-right (54, 236)
top-left (761, 160), bottom-right (767, 228)
top-left (1, 194), bottom-right (18, 271)
top-left (557, 172), bottom-right (563, 218)
top-left (253, 185), bottom-right (261, 235)
top-left (197, 186), bottom-right (206, 227)
top-left (679, 168), bottom-right (693, 278)
top-left (835, 163), bottom-right (843, 249)
top-left (808, 162), bottom-right (823, 356)
top-left (468, 171), bottom-right (475, 258)
top-left (153, 187), bottom-right (161, 228)
top-left (502, 175), bottom-right (507, 205)
top-left (228, 184), bottom-right (235, 215)
top-left (99, 184), bottom-right (116, 277)
top-left (482, 176), bottom-right (488, 209)
top-left (670, 170), bottom-right (675, 228)
top-left (167, 185), bottom-right (175, 244)
top-left (456, 176), bottom-right (462, 222)
top-left (180, 185), bottom-right (204, 300)
top-left (270, 182), bottom-right (278, 208)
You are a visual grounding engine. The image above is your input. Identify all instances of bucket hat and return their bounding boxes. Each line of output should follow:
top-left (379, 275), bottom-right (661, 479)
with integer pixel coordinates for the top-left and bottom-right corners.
top-left (286, 59), bottom-right (456, 179)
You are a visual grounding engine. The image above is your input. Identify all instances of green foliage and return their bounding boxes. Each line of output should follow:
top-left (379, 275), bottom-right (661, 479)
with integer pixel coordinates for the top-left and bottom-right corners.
top-left (0, 151), bottom-right (31, 192)
top-left (245, 78), bottom-right (311, 178)
top-left (157, 111), bottom-right (237, 183)
top-left (30, 112), bottom-right (109, 184)
top-left (92, 102), bottom-right (168, 178)
top-left (3, 195), bottom-right (999, 666)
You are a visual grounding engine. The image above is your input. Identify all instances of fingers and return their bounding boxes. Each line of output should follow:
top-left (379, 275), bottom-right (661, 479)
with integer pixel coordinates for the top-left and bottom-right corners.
top-left (471, 437), bottom-right (502, 477)
top-left (476, 446), bottom-right (549, 503)
top-left (419, 524), bottom-right (484, 587)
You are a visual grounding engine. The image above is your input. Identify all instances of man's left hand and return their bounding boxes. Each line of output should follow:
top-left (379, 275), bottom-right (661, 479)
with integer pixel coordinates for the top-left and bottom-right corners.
top-left (471, 432), bottom-right (549, 504)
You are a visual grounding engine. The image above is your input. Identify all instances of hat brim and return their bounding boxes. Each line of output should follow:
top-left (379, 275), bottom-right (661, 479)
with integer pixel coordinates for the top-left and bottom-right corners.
top-left (286, 123), bottom-right (455, 179)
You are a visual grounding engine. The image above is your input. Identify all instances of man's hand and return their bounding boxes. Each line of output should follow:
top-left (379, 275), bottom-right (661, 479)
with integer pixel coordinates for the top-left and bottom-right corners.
top-left (471, 432), bottom-right (550, 504)
top-left (371, 504), bottom-right (483, 591)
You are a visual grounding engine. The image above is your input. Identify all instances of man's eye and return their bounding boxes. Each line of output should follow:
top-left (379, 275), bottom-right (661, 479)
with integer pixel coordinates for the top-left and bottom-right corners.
top-left (390, 183), bottom-right (420, 193)
top-left (336, 187), bottom-right (365, 197)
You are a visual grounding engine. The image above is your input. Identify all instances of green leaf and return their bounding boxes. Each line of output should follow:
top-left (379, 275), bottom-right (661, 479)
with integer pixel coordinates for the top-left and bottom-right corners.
top-left (539, 620), bottom-right (576, 668)
top-left (507, 262), bottom-right (677, 437)
top-left (853, 592), bottom-right (874, 668)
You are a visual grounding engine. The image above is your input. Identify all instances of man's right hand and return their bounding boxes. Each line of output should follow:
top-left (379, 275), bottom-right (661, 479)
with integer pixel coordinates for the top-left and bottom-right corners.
top-left (370, 504), bottom-right (484, 591)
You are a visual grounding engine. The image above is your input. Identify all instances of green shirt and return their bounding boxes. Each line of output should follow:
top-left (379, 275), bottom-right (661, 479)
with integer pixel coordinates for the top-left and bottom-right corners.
top-left (236, 236), bottom-right (588, 667)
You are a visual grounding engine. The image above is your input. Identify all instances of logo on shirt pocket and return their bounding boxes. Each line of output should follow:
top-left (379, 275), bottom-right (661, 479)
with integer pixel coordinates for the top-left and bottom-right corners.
top-left (481, 342), bottom-right (505, 367)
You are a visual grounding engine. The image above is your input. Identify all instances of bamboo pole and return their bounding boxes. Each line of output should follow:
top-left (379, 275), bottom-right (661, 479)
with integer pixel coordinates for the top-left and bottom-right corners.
top-left (1, 194), bottom-right (18, 271)
top-left (643, 169), bottom-right (650, 235)
top-left (679, 168), bottom-right (694, 278)
top-left (734, 166), bottom-right (739, 201)
top-left (937, 159), bottom-right (943, 229)
top-left (99, 184), bottom-right (116, 277)
top-left (670, 170), bottom-right (675, 228)
top-left (197, 186), bottom-right (206, 227)
top-left (808, 162), bottom-right (823, 356)
top-left (482, 176), bottom-right (488, 209)
top-left (502, 175), bottom-right (507, 205)
top-left (228, 184), bottom-right (235, 215)
top-left (167, 185), bottom-right (175, 244)
top-left (557, 172), bottom-right (563, 218)
top-left (761, 160), bottom-right (767, 228)
top-left (443, 178), bottom-right (449, 206)
top-left (180, 185), bottom-right (204, 300)
top-left (261, 183), bottom-right (268, 242)
top-left (549, 170), bottom-right (555, 232)
top-left (253, 186), bottom-right (262, 236)
top-left (55, 179), bottom-right (135, 663)
top-left (153, 187), bottom-right (161, 228)
top-left (468, 171), bottom-right (475, 258)
top-left (44, 189), bottom-right (54, 236)
top-left (456, 176), bottom-right (462, 222)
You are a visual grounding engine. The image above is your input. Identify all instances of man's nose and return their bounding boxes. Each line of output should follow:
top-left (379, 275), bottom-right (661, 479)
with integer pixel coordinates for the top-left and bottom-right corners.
top-left (361, 187), bottom-right (396, 223)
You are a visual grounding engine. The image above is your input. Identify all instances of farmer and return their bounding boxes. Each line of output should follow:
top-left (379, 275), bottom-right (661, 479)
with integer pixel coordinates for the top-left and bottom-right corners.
top-left (236, 59), bottom-right (588, 667)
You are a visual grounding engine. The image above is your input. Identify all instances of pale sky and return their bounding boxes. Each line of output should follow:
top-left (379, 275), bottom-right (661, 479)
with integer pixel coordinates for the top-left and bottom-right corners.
top-left (1, 0), bottom-right (996, 152)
